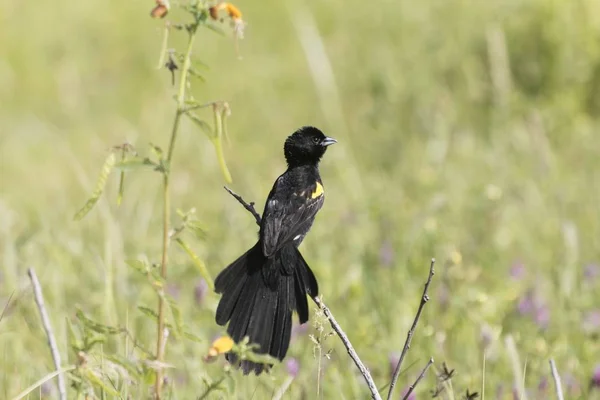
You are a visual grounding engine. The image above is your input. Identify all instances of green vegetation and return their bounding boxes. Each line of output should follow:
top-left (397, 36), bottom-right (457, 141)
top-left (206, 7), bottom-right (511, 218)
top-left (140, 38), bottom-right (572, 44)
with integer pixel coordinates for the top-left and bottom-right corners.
top-left (1, 0), bottom-right (600, 398)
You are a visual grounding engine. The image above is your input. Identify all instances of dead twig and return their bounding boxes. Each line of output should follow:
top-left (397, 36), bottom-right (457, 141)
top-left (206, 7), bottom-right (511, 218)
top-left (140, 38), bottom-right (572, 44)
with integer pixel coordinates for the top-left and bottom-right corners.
top-left (549, 359), bottom-right (565, 400)
top-left (387, 259), bottom-right (436, 400)
top-left (28, 267), bottom-right (67, 400)
top-left (224, 186), bottom-right (382, 400)
top-left (402, 357), bottom-right (434, 400)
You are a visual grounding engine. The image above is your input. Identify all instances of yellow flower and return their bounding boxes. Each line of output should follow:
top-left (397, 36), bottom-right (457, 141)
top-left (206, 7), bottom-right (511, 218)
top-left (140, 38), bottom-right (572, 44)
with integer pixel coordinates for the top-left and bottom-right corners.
top-left (204, 335), bottom-right (234, 362)
top-left (209, 3), bottom-right (243, 20)
top-left (209, 3), bottom-right (246, 39)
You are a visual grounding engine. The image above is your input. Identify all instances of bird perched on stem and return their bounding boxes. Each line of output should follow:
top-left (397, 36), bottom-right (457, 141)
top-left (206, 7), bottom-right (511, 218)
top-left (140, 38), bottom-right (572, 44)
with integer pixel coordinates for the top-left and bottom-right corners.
top-left (214, 126), bottom-right (337, 374)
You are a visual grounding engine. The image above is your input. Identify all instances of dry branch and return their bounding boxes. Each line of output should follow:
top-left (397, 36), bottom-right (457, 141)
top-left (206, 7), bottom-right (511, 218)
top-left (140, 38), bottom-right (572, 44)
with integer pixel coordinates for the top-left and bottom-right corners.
top-left (387, 259), bottom-right (435, 400)
top-left (28, 267), bottom-right (67, 400)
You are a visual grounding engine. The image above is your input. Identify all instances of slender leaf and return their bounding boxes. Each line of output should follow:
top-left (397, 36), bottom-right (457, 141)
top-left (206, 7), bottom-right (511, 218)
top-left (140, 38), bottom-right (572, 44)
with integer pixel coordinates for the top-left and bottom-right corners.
top-left (113, 157), bottom-right (157, 171)
top-left (11, 366), bottom-right (76, 400)
top-left (183, 331), bottom-right (204, 343)
top-left (137, 306), bottom-right (158, 319)
top-left (117, 147), bottom-right (126, 205)
top-left (84, 369), bottom-right (120, 396)
top-left (76, 310), bottom-right (123, 335)
top-left (73, 151), bottom-right (116, 220)
top-left (186, 112), bottom-right (215, 139)
top-left (175, 238), bottom-right (214, 290)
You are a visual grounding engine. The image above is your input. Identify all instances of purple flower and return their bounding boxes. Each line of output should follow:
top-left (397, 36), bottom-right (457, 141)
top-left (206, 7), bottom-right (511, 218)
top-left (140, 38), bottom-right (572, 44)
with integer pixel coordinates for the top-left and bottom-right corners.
top-left (40, 381), bottom-right (53, 397)
top-left (563, 373), bottom-right (581, 396)
top-left (291, 322), bottom-right (309, 339)
top-left (286, 358), bottom-right (300, 377)
top-left (534, 305), bottom-right (550, 329)
top-left (517, 290), bottom-right (536, 315)
top-left (510, 261), bottom-right (526, 280)
top-left (194, 279), bottom-right (208, 305)
top-left (590, 364), bottom-right (600, 390)
top-left (538, 376), bottom-right (549, 393)
top-left (166, 283), bottom-right (181, 300)
top-left (584, 263), bottom-right (600, 281)
top-left (583, 310), bottom-right (600, 333)
top-left (516, 289), bottom-right (550, 329)
top-left (379, 240), bottom-right (395, 268)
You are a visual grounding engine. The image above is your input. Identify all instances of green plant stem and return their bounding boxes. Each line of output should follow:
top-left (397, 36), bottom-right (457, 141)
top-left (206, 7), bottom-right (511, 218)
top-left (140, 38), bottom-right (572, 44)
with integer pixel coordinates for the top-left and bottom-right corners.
top-left (155, 25), bottom-right (197, 400)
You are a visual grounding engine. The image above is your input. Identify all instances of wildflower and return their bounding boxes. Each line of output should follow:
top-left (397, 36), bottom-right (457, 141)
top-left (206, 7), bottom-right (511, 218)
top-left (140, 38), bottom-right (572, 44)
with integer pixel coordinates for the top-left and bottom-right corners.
top-left (590, 364), bottom-right (600, 390)
top-left (208, 2), bottom-right (246, 39)
top-left (286, 358), bottom-right (300, 377)
top-left (584, 263), bottom-right (600, 281)
top-left (509, 261), bottom-right (526, 280)
top-left (379, 239), bottom-right (394, 267)
top-left (204, 335), bottom-right (234, 362)
top-left (194, 279), bottom-right (208, 305)
top-left (150, 0), bottom-right (170, 19)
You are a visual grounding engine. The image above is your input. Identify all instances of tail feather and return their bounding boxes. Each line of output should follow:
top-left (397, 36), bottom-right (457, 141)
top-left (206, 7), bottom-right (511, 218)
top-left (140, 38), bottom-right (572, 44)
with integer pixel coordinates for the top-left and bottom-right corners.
top-left (214, 242), bottom-right (317, 375)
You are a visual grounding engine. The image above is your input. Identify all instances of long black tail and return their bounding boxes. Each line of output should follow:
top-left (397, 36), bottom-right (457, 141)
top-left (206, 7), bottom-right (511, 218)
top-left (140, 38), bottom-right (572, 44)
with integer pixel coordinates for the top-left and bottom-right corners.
top-left (214, 242), bottom-right (318, 375)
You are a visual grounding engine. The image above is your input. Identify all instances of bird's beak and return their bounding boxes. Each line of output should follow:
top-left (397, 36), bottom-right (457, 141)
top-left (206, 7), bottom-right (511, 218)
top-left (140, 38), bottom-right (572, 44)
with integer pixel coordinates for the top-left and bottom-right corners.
top-left (321, 136), bottom-right (337, 147)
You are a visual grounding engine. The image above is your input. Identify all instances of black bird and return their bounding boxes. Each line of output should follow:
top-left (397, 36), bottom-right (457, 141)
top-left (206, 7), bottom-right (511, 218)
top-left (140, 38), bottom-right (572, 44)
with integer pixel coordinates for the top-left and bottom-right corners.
top-left (214, 126), bottom-right (337, 374)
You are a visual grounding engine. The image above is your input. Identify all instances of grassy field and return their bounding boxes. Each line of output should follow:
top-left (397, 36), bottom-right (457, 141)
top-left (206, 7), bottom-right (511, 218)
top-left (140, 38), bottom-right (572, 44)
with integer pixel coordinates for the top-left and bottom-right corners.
top-left (2, 0), bottom-right (600, 398)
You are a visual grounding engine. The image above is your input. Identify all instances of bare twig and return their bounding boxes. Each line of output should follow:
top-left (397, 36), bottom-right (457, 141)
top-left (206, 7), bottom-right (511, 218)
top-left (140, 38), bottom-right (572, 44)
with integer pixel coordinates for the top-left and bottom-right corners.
top-left (388, 259), bottom-right (436, 400)
top-left (224, 186), bottom-right (262, 226)
top-left (224, 187), bottom-right (382, 400)
top-left (402, 357), bottom-right (434, 400)
top-left (549, 359), bottom-right (564, 400)
top-left (314, 296), bottom-right (381, 399)
top-left (27, 268), bottom-right (67, 400)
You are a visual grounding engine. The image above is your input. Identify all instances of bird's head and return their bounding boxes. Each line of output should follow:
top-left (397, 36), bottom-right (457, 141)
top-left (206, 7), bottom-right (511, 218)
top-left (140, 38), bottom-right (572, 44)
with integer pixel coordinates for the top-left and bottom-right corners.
top-left (284, 126), bottom-right (337, 167)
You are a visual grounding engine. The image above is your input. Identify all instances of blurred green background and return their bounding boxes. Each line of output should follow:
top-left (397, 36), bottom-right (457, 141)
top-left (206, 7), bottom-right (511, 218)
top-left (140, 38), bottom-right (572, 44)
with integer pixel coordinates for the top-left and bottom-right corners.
top-left (2, 0), bottom-right (600, 398)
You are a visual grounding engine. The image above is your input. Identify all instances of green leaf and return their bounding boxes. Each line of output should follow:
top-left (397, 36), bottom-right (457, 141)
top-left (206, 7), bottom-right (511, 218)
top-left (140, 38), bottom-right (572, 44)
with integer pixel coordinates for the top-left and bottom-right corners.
top-left (113, 157), bottom-right (157, 171)
top-left (76, 310), bottom-right (123, 335)
top-left (183, 331), bottom-right (204, 343)
top-left (211, 136), bottom-right (232, 184)
top-left (186, 112), bottom-right (215, 139)
top-left (188, 67), bottom-right (206, 82)
top-left (117, 147), bottom-right (127, 206)
top-left (138, 306), bottom-right (158, 319)
top-left (66, 317), bottom-right (84, 352)
top-left (73, 151), bottom-right (116, 221)
top-left (186, 219), bottom-right (208, 240)
top-left (84, 369), bottom-right (120, 397)
top-left (125, 259), bottom-right (148, 274)
top-left (165, 296), bottom-right (184, 336)
top-left (175, 238), bottom-right (214, 290)
top-left (212, 105), bottom-right (232, 183)
top-left (104, 354), bottom-right (143, 380)
top-left (11, 366), bottom-right (77, 400)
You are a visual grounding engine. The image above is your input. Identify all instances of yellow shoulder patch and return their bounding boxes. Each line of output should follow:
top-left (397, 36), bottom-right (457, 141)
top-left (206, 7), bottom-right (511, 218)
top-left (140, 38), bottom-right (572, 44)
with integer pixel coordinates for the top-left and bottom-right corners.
top-left (311, 182), bottom-right (324, 199)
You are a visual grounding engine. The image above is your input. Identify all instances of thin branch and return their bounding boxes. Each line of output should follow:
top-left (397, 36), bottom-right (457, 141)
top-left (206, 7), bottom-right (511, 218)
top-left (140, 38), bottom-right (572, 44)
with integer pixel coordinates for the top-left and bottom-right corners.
top-left (549, 359), bottom-right (564, 400)
top-left (313, 296), bottom-right (382, 400)
top-left (27, 268), bottom-right (67, 400)
top-left (402, 357), bottom-right (434, 400)
top-left (224, 187), bottom-right (382, 400)
top-left (387, 259), bottom-right (436, 400)
top-left (224, 186), bottom-right (262, 226)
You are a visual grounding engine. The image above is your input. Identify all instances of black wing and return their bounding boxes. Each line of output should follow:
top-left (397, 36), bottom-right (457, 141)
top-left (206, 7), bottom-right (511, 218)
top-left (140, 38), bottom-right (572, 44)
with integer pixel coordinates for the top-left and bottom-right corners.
top-left (260, 178), bottom-right (325, 257)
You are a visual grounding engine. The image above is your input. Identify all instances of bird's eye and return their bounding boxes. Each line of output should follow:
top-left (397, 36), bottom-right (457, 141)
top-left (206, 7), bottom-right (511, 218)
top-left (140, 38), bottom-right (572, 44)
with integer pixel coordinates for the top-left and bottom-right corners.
top-left (312, 137), bottom-right (320, 144)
